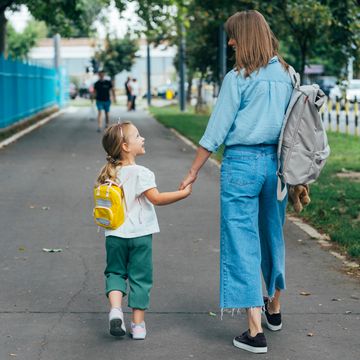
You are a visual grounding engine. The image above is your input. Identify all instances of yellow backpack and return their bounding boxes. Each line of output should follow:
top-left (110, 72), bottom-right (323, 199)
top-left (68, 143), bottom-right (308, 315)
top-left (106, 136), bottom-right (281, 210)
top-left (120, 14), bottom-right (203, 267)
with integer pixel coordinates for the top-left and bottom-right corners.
top-left (93, 180), bottom-right (126, 230)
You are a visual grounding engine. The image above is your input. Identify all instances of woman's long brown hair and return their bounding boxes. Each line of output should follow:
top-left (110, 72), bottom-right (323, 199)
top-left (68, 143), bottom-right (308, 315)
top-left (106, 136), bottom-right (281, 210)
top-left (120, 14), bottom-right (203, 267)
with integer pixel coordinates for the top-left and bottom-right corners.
top-left (225, 10), bottom-right (289, 77)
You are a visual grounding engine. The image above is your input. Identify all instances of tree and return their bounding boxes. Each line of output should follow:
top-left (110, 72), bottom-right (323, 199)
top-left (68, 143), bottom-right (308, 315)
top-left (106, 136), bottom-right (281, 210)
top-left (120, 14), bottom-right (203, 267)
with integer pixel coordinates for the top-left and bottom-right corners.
top-left (95, 33), bottom-right (138, 81)
top-left (0, 0), bottom-right (111, 55)
top-left (6, 19), bottom-right (46, 60)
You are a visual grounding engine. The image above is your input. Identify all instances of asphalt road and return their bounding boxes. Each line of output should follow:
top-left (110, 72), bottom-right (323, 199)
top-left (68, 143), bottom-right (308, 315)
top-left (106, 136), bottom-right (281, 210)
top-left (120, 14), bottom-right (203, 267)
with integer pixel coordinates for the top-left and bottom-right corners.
top-left (0, 105), bottom-right (359, 360)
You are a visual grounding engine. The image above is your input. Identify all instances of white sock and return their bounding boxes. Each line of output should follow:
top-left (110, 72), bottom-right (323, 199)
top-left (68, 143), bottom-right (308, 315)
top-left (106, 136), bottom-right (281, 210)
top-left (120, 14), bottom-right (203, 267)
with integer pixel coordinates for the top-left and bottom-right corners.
top-left (109, 307), bottom-right (123, 321)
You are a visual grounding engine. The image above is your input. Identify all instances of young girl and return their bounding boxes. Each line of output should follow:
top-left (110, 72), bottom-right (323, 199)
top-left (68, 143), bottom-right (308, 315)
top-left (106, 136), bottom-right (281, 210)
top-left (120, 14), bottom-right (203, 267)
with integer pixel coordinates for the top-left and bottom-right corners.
top-left (95, 122), bottom-right (191, 340)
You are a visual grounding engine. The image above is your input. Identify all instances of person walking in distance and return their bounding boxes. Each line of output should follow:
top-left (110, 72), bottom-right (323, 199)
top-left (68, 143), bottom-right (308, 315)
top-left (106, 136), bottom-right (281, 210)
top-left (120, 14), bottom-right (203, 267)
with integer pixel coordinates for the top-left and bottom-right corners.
top-left (130, 78), bottom-right (139, 111)
top-left (125, 76), bottom-right (132, 111)
top-left (94, 70), bottom-right (116, 132)
top-left (180, 10), bottom-right (293, 354)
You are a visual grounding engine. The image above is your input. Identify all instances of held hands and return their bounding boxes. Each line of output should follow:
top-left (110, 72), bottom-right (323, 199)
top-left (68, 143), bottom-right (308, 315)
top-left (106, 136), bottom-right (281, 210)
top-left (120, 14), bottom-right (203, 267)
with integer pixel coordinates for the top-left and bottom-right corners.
top-left (181, 183), bottom-right (192, 198)
top-left (179, 169), bottom-right (198, 190)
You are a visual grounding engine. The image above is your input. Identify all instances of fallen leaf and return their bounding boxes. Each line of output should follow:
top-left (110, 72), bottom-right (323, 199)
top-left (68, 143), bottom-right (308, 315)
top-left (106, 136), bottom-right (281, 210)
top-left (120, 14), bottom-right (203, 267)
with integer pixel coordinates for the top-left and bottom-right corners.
top-left (18, 247), bottom-right (25, 252)
top-left (209, 312), bottom-right (217, 317)
top-left (307, 332), bottom-right (314, 337)
top-left (42, 248), bottom-right (63, 253)
top-left (300, 291), bottom-right (311, 296)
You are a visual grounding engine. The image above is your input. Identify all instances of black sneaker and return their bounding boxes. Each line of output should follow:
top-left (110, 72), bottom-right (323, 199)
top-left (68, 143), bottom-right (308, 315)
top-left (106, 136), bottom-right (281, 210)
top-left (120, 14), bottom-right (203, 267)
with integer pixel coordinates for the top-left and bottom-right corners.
top-left (263, 297), bottom-right (282, 331)
top-left (233, 330), bottom-right (267, 353)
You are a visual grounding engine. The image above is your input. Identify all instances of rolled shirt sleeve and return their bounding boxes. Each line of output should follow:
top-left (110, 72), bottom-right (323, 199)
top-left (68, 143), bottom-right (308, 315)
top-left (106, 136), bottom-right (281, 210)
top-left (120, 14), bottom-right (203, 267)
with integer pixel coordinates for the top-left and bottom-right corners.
top-left (199, 70), bottom-right (241, 152)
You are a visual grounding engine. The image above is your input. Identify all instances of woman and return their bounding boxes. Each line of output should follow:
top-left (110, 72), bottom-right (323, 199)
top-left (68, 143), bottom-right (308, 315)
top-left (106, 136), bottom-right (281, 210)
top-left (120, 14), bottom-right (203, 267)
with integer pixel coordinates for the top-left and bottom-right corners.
top-left (180, 10), bottom-right (293, 354)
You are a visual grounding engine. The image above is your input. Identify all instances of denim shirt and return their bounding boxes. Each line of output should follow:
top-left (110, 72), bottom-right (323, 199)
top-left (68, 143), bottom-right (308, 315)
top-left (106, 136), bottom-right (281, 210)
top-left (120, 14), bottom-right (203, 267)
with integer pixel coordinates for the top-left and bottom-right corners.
top-left (199, 56), bottom-right (293, 152)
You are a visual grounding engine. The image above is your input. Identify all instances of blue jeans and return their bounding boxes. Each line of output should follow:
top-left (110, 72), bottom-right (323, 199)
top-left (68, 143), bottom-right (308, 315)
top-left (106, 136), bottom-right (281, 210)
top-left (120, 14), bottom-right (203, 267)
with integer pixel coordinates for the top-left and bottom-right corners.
top-left (220, 144), bottom-right (287, 309)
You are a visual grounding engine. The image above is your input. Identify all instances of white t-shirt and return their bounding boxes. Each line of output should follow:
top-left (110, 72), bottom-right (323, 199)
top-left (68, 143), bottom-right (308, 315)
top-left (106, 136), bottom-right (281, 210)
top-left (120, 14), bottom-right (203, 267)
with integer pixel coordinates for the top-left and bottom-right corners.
top-left (105, 165), bottom-right (160, 238)
top-left (131, 81), bottom-right (139, 96)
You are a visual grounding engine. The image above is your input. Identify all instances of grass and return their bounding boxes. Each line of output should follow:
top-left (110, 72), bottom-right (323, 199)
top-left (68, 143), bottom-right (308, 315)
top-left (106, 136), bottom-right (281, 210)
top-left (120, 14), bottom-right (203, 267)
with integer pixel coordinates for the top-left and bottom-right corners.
top-left (151, 105), bottom-right (360, 259)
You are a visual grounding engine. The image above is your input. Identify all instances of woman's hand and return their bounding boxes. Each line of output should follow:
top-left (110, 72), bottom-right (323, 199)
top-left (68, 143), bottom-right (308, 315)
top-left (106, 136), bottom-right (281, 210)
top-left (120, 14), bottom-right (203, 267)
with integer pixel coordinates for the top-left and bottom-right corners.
top-left (179, 146), bottom-right (212, 190)
top-left (179, 169), bottom-right (198, 190)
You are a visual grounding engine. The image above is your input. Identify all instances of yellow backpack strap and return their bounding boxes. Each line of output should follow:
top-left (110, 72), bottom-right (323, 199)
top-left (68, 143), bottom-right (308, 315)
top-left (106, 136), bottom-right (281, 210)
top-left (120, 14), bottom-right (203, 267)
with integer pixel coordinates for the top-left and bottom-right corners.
top-left (104, 179), bottom-right (120, 197)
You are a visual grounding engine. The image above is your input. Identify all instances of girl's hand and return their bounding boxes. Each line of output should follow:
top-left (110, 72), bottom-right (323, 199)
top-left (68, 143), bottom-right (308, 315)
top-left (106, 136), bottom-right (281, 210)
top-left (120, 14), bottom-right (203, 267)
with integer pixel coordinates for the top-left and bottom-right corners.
top-left (182, 183), bottom-right (192, 197)
top-left (179, 169), bottom-right (198, 190)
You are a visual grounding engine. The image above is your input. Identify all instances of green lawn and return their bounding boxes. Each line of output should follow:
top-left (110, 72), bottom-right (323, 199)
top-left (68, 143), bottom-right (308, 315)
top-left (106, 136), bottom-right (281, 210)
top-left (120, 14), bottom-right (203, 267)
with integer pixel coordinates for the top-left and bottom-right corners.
top-left (151, 105), bottom-right (360, 259)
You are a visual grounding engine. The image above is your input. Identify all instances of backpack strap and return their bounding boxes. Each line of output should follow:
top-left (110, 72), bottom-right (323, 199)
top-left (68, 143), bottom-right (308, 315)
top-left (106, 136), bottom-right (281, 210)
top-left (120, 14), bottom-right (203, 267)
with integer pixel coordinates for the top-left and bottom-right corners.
top-left (105, 177), bottom-right (131, 212)
top-left (288, 65), bottom-right (300, 89)
top-left (277, 177), bottom-right (287, 201)
top-left (276, 65), bottom-right (300, 201)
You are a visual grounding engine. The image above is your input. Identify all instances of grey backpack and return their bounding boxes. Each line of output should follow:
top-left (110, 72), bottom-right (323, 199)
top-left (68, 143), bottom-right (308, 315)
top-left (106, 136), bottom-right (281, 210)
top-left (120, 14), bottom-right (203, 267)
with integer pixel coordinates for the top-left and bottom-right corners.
top-left (277, 66), bottom-right (330, 200)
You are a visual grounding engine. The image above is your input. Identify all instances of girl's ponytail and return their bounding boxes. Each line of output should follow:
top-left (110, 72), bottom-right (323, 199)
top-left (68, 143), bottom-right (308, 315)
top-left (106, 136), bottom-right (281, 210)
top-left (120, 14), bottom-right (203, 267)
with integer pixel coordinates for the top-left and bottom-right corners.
top-left (95, 122), bottom-right (132, 187)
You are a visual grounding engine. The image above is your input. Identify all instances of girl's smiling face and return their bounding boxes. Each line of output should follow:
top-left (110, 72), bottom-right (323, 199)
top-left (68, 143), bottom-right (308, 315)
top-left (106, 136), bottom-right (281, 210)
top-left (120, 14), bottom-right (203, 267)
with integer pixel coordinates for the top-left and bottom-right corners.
top-left (125, 124), bottom-right (146, 156)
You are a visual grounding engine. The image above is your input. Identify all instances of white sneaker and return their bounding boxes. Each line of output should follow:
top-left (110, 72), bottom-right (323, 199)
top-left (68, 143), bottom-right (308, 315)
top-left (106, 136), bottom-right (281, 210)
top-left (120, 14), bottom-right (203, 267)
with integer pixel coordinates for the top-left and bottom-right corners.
top-left (130, 321), bottom-right (146, 340)
top-left (109, 308), bottom-right (126, 337)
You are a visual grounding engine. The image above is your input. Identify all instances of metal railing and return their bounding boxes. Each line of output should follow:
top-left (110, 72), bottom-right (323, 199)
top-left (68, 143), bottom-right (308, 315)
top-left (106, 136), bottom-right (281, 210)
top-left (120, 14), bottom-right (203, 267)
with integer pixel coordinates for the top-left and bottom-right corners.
top-left (0, 55), bottom-right (67, 129)
top-left (321, 97), bottom-right (359, 136)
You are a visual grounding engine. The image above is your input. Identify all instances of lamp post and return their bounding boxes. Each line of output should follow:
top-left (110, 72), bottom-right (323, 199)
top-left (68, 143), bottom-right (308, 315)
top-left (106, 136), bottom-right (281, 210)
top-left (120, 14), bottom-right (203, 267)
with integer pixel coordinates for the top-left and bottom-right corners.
top-left (179, 23), bottom-right (186, 112)
top-left (146, 40), bottom-right (151, 106)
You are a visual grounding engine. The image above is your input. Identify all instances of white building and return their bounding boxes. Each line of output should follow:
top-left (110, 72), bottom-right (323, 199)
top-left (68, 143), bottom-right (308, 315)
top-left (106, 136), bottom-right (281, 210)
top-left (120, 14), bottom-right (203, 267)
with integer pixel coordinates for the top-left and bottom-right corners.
top-left (29, 37), bottom-right (177, 95)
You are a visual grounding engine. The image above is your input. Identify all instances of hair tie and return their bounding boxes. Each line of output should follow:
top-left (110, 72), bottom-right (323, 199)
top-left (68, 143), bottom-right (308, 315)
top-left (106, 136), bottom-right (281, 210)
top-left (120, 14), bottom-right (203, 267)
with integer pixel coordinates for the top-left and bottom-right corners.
top-left (106, 155), bottom-right (117, 164)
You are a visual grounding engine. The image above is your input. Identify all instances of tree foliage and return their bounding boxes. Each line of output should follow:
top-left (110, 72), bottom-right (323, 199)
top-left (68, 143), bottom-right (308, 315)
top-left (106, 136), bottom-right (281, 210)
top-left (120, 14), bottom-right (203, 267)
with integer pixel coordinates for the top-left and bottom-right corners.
top-left (95, 33), bottom-right (138, 80)
top-left (0, 0), bottom-right (112, 54)
top-left (6, 19), bottom-right (46, 60)
top-left (125, 0), bottom-right (359, 82)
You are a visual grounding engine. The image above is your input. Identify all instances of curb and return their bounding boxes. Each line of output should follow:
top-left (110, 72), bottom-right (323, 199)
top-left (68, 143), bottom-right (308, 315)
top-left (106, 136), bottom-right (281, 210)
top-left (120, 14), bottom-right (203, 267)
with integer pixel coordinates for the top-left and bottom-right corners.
top-left (169, 128), bottom-right (359, 270)
top-left (0, 109), bottom-right (64, 150)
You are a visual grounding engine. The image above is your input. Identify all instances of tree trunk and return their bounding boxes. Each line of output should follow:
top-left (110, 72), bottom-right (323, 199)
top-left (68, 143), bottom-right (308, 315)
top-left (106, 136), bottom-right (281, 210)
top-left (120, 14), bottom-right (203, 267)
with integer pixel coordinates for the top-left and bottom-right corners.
top-left (195, 75), bottom-right (209, 114)
top-left (299, 42), bottom-right (307, 82)
top-left (196, 76), bottom-right (203, 107)
top-left (186, 74), bottom-right (193, 103)
top-left (0, 8), bottom-right (7, 56)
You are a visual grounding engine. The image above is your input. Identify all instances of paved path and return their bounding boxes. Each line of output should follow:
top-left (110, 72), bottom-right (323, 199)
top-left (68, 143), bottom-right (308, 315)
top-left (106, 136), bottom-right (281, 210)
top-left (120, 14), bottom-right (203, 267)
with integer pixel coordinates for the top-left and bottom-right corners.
top-left (0, 105), bottom-right (359, 360)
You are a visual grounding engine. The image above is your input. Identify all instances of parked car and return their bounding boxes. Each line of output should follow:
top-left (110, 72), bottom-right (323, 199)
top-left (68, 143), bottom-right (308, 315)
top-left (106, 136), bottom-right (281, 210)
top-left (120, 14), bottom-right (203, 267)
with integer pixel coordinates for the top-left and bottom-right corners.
top-left (329, 79), bottom-right (360, 103)
top-left (346, 79), bottom-right (360, 102)
top-left (315, 77), bottom-right (337, 96)
top-left (156, 83), bottom-right (178, 98)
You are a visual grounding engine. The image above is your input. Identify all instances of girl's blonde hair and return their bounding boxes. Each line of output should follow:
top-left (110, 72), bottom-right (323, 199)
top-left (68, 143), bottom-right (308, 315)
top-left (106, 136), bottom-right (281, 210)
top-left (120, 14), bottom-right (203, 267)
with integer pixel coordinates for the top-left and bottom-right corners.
top-left (225, 10), bottom-right (288, 77)
top-left (95, 122), bottom-right (133, 186)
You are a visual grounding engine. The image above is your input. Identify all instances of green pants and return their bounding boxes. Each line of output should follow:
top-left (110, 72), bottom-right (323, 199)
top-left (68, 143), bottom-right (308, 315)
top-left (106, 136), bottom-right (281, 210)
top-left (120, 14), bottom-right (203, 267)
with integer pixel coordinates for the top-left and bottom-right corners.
top-left (105, 235), bottom-right (153, 310)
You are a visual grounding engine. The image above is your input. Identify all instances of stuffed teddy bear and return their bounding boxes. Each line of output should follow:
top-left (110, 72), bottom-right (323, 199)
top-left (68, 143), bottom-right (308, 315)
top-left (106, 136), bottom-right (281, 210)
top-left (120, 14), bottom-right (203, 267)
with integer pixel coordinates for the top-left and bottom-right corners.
top-left (288, 184), bottom-right (311, 213)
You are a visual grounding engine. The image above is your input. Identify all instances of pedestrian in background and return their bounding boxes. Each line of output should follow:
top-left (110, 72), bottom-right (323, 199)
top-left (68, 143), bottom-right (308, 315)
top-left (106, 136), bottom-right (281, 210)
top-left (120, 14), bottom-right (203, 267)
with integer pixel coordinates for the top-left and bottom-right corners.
top-left (180, 10), bottom-right (293, 354)
top-left (94, 70), bottom-right (116, 132)
top-left (125, 76), bottom-right (132, 111)
top-left (95, 122), bottom-right (192, 339)
top-left (130, 78), bottom-right (139, 111)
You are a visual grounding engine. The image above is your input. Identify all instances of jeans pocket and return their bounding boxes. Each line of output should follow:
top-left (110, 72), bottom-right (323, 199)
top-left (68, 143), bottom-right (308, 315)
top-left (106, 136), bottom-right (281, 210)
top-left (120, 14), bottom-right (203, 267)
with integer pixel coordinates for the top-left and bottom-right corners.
top-left (223, 156), bottom-right (258, 186)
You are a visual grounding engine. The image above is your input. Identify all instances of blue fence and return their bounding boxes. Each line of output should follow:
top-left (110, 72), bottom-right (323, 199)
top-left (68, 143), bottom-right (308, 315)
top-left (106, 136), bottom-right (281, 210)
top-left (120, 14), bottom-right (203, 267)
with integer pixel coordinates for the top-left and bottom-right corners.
top-left (0, 55), bottom-right (68, 129)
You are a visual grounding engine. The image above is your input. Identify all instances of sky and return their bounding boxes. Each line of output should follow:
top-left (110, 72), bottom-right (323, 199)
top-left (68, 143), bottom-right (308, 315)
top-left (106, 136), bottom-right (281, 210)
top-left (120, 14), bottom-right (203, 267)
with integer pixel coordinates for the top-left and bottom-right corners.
top-left (6, 2), bottom-right (139, 38)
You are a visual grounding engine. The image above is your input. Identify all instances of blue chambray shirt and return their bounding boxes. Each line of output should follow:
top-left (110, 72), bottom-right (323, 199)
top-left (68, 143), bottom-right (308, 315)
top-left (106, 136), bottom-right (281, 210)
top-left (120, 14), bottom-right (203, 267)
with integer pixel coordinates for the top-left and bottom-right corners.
top-left (199, 56), bottom-right (293, 152)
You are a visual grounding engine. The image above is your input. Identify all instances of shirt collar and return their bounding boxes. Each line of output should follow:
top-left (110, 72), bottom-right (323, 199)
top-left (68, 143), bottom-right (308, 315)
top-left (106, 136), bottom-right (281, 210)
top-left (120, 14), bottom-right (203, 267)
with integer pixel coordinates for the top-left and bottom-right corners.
top-left (268, 56), bottom-right (278, 64)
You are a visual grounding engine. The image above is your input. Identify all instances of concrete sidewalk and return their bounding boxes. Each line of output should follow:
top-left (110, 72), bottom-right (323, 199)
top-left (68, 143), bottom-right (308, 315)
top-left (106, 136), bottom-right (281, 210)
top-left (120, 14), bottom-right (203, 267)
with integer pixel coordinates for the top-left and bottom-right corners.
top-left (0, 105), bottom-right (358, 360)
